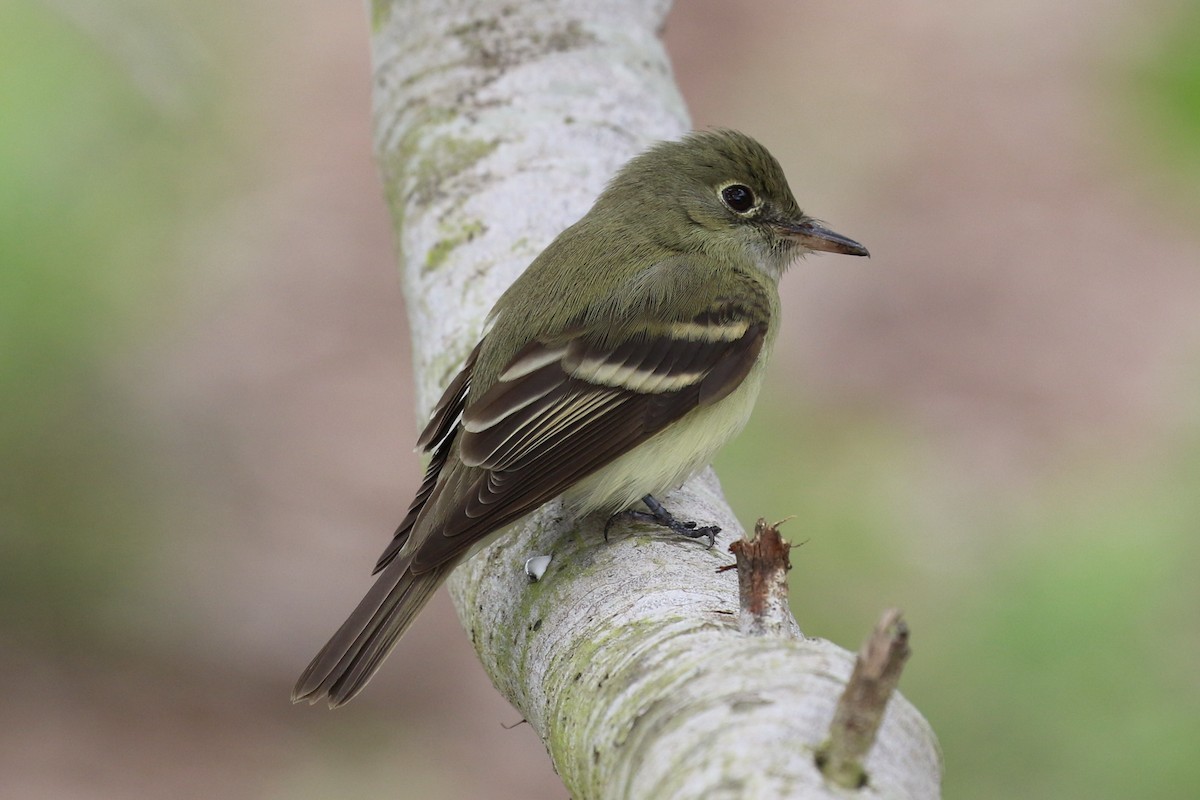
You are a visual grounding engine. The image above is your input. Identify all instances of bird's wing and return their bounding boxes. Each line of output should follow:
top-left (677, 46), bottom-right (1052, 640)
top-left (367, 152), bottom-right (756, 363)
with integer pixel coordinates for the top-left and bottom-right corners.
top-left (405, 292), bottom-right (768, 573)
top-left (297, 287), bottom-right (768, 708)
top-left (373, 341), bottom-right (481, 573)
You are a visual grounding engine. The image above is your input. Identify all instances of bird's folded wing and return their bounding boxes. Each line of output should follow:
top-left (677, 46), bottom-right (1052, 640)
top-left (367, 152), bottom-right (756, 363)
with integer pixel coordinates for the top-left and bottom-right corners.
top-left (404, 298), bottom-right (766, 572)
top-left (373, 342), bottom-right (480, 574)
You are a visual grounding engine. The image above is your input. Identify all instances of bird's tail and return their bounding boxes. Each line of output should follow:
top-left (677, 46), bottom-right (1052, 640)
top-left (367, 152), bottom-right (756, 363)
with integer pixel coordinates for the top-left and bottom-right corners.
top-left (292, 557), bottom-right (457, 708)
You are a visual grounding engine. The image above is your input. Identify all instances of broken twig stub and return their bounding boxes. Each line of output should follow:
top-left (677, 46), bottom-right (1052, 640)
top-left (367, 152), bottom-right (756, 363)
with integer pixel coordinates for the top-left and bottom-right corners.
top-left (727, 518), bottom-right (802, 638)
top-left (816, 608), bottom-right (912, 789)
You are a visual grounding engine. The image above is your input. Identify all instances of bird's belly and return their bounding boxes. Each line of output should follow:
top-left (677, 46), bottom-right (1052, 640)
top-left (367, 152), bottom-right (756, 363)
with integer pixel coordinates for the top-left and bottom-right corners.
top-left (563, 362), bottom-right (767, 515)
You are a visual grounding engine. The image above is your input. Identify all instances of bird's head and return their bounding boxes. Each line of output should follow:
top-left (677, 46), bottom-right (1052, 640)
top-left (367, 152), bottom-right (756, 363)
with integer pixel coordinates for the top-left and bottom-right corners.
top-left (599, 129), bottom-right (868, 279)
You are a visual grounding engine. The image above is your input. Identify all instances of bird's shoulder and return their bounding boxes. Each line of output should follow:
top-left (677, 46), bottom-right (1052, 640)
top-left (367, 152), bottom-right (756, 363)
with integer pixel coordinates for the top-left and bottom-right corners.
top-left (482, 253), bottom-right (773, 385)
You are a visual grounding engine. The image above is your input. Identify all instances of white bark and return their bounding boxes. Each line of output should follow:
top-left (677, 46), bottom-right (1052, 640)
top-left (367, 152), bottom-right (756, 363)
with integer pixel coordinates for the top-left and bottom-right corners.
top-left (369, 1), bottom-right (942, 797)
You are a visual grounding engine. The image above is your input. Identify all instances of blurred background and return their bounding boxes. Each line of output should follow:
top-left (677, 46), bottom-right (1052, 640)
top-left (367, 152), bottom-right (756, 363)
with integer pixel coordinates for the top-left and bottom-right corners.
top-left (3, 0), bottom-right (1198, 797)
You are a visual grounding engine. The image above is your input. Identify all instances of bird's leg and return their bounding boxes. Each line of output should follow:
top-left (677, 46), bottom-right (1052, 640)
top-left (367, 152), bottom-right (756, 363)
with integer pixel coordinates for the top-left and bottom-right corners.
top-left (604, 494), bottom-right (720, 549)
top-left (640, 495), bottom-right (721, 548)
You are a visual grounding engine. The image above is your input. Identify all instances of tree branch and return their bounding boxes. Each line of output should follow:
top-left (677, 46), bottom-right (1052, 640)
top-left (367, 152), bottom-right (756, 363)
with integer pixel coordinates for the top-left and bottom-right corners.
top-left (369, 1), bottom-right (941, 796)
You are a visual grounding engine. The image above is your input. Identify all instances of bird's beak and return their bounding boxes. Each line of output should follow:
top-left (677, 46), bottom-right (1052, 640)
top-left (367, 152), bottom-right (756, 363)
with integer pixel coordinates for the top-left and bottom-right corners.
top-left (774, 219), bottom-right (870, 257)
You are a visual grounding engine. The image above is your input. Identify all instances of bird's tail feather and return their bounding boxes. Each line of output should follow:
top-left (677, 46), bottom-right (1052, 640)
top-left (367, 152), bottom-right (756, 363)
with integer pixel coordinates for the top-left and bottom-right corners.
top-left (292, 557), bottom-right (457, 708)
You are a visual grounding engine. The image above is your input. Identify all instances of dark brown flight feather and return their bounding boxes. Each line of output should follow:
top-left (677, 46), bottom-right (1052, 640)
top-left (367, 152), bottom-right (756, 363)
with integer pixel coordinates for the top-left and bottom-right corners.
top-left (374, 342), bottom-right (482, 573)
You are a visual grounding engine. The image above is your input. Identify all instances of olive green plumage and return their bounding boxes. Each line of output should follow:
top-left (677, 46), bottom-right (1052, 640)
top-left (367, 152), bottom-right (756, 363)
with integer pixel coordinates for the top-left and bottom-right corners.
top-left (294, 129), bottom-right (868, 707)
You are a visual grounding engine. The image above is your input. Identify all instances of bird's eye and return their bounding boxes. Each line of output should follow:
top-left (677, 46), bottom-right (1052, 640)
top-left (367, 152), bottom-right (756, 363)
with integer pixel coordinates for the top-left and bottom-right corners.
top-left (720, 184), bottom-right (756, 213)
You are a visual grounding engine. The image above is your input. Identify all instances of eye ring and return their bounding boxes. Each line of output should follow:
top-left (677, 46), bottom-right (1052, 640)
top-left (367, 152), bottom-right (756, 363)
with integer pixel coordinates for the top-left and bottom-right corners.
top-left (720, 183), bottom-right (757, 214)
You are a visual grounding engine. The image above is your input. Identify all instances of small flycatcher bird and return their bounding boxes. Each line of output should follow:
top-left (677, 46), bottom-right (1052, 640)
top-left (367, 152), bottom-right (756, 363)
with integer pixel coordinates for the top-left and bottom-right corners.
top-left (293, 129), bottom-right (868, 707)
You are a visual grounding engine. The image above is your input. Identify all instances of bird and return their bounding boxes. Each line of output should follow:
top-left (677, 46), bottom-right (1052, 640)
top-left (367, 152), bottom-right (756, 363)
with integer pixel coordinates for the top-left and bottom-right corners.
top-left (293, 129), bottom-right (868, 707)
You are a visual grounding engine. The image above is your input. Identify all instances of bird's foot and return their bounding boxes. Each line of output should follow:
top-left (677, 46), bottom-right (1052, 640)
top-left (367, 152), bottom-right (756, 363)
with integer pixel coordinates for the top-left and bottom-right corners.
top-left (604, 494), bottom-right (719, 549)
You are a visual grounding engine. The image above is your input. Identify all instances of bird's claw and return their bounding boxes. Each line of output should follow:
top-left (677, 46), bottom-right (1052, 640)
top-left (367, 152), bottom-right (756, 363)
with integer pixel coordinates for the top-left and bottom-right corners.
top-left (604, 495), bottom-right (720, 549)
top-left (675, 523), bottom-right (719, 549)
